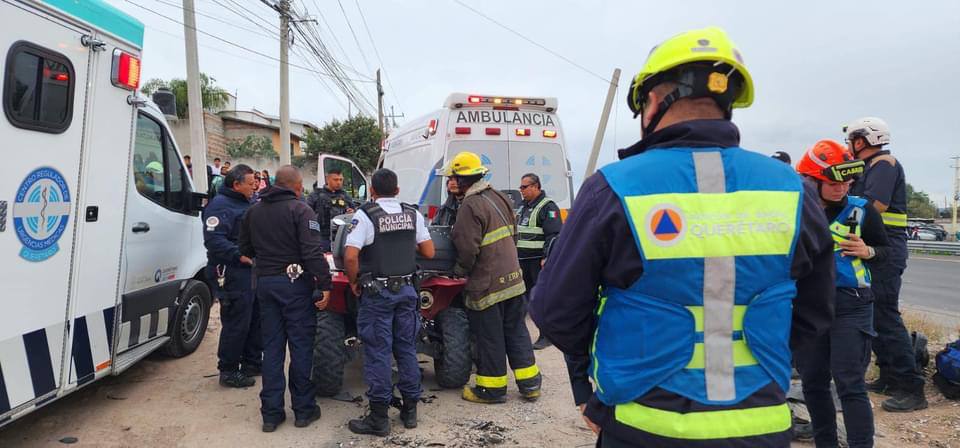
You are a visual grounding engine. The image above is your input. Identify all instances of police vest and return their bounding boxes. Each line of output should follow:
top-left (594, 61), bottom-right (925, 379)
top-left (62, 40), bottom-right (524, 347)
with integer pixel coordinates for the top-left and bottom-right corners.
top-left (359, 202), bottom-right (418, 277)
top-left (596, 147), bottom-right (801, 442)
top-left (516, 196), bottom-right (554, 255)
top-left (829, 196), bottom-right (872, 288)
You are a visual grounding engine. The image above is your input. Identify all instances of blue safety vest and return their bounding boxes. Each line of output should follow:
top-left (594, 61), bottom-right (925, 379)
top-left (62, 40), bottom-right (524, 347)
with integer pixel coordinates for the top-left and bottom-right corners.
top-left (830, 196), bottom-right (871, 288)
top-left (595, 147), bottom-right (802, 441)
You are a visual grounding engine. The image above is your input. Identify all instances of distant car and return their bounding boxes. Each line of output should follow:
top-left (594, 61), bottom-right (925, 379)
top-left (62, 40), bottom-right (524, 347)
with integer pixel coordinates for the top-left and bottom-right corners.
top-left (915, 229), bottom-right (939, 241)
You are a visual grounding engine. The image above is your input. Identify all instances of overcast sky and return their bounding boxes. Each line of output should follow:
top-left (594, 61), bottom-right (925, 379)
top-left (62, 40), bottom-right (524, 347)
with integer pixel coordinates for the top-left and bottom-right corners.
top-left (107, 0), bottom-right (960, 205)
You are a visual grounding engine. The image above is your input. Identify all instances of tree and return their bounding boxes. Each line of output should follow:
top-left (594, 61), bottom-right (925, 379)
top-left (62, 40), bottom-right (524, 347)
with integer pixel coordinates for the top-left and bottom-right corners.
top-left (226, 135), bottom-right (277, 160)
top-left (303, 116), bottom-right (383, 173)
top-left (141, 73), bottom-right (230, 119)
top-left (906, 183), bottom-right (938, 219)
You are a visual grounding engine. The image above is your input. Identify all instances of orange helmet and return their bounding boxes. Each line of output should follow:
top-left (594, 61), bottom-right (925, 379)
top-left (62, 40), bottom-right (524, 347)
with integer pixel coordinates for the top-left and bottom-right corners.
top-left (796, 139), bottom-right (865, 183)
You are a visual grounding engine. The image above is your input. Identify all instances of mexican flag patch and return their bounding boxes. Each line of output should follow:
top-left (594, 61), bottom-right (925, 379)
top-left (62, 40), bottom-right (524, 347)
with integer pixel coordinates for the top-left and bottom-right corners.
top-left (547, 211), bottom-right (557, 219)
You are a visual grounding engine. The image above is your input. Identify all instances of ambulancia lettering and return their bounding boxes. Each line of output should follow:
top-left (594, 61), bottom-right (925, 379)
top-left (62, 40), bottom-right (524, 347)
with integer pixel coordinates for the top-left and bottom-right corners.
top-left (456, 110), bottom-right (556, 127)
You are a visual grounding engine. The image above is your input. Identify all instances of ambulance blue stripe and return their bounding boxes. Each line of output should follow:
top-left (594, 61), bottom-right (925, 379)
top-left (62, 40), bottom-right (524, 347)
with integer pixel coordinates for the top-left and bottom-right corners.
top-left (70, 317), bottom-right (95, 385)
top-left (103, 306), bottom-right (115, 348)
top-left (22, 329), bottom-right (56, 398)
top-left (0, 365), bottom-right (10, 413)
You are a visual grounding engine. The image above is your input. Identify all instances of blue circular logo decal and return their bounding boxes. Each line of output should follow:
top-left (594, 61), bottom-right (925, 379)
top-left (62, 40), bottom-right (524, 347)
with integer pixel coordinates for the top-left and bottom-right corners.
top-left (13, 167), bottom-right (72, 262)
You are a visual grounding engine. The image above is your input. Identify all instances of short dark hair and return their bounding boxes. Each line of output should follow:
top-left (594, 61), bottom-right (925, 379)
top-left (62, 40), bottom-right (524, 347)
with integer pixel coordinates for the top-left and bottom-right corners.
top-left (326, 168), bottom-right (342, 176)
top-left (214, 157), bottom-right (221, 162)
top-left (223, 161), bottom-right (231, 166)
top-left (371, 169), bottom-right (398, 197)
top-left (183, 155), bottom-right (191, 160)
top-left (521, 173), bottom-right (541, 188)
top-left (224, 164), bottom-right (254, 190)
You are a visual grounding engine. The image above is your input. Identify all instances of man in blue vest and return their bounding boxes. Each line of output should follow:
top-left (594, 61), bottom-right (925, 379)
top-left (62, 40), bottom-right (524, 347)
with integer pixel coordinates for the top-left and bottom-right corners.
top-left (530, 27), bottom-right (836, 447)
top-left (203, 164), bottom-right (262, 388)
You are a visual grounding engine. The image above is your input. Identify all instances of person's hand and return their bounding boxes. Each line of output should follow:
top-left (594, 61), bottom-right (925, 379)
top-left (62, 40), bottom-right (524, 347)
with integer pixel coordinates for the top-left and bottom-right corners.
top-left (540, 258), bottom-right (546, 268)
top-left (314, 290), bottom-right (330, 310)
top-left (239, 255), bottom-right (253, 266)
top-left (579, 404), bottom-right (600, 435)
top-left (839, 233), bottom-right (872, 259)
top-left (346, 208), bottom-right (355, 213)
top-left (350, 282), bottom-right (361, 297)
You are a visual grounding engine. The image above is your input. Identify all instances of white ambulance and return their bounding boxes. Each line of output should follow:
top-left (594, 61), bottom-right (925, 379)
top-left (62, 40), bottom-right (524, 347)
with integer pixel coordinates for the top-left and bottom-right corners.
top-left (0, 0), bottom-right (210, 426)
top-left (380, 93), bottom-right (575, 219)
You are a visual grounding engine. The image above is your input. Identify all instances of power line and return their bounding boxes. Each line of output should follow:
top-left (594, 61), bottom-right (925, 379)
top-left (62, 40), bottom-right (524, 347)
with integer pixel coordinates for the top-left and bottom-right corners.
top-left (335, 0), bottom-right (373, 73)
top-left (352, 0), bottom-right (403, 114)
top-left (124, 1), bottom-right (374, 83)
top-left (451, 0), bottom-right (609, 84)
top-left (148, 0), bottom-right (276, 40)
top-left (307, 0), bottom-right (359, 78)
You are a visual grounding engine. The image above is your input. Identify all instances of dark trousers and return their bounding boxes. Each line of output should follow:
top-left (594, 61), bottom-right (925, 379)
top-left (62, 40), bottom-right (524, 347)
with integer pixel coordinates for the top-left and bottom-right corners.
top-left (796, 288), bottom-right (876, 448)
top-left (357, 285), bottom-right (421, 404)
top-left (257, 276), bottom-right (318, 423)
top-left (520, 258), bottom-right (542, 308)
top-left (468, 295), bottom-right (540, 395)
top-left (870, 274), bottom-right (924, 392)
top-left (209, 265), bottom-right (262, 373)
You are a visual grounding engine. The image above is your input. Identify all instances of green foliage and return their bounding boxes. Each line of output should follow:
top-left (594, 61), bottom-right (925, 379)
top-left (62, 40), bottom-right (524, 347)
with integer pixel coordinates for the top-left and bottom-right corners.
top-left (226, 135), bottom-right (277, 160)
top-left (141, 73), bottom-right (230, 119)
top-left (303, 116), bottom-right (383, 173)
top-left (906, 183), bottom-right (938, 219)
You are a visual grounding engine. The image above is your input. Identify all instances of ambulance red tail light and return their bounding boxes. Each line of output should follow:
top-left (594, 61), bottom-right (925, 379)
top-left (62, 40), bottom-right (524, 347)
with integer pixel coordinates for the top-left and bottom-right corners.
top-left (543, 130), bottom-right (557, 138)
top-left (516, 128), bottom-right (531, 137)
top-left (485, 128), bottom-right (501, 136)
top-left (427, 119), bottom-right (438, 135)
top-left (455, 127), bottom-right (471, 135)
top-left (427, 205), bottom-right (438, 220)
top-left (111, 49), bottom-right (141, 90)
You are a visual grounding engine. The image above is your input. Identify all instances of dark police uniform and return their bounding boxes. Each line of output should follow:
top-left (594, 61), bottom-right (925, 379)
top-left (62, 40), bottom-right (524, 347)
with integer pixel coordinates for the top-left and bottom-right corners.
top-left (795, 193), bottom-right (888, 448)
top-left (516, 191), bottom-right (562, 305)
top-left (239, 185), bottom-right (331, 427)
top-left (531, 121), bottom-right (836, 447)
top-left (307, 186), bottom-right (356, 250)
top-left (433, 193), bottom-right (461, 227)
top-left (203, 187), bottom-right (262, 381)
top-left (849, 150), bottom-right (924, 396)
top-left (345, 198), bottom-right (431, 406)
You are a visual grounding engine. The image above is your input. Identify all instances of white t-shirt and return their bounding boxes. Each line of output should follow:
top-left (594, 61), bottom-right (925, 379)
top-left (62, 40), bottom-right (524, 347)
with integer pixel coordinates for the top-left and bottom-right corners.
top-left (345, 198), bottom-right (431, 249)
top-left (210, 165), bottom-right (221, 176)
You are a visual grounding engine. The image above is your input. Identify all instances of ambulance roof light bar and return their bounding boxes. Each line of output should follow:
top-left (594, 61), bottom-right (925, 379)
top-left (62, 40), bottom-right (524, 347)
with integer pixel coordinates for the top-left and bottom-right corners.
top-left (445, 92), bottom-right (558, 112)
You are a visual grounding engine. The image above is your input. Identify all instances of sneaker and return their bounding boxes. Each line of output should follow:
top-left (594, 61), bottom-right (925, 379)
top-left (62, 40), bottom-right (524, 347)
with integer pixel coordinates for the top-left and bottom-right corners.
top-left (294, 406), bottom-right (322, 428)
top-left (219, 371), bottom-right (255, 388)
top-left (532, 336), bottom-right (553, 351)
top-left (262, 415), bottom-right (286, 433)
top-left (881, 391), bottom-right (928, 412)
top-left (461, 386), bottom-right (507, 404)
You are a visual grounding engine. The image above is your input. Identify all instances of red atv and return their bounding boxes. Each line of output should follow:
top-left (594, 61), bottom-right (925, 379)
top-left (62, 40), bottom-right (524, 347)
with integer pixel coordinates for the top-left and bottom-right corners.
top-left (311, 222), bottom-right (473, 396)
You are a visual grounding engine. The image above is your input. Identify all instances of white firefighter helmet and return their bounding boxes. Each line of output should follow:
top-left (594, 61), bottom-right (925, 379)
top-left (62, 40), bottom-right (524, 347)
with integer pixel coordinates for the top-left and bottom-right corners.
top-left (843, 117), bottom-right (890, 147)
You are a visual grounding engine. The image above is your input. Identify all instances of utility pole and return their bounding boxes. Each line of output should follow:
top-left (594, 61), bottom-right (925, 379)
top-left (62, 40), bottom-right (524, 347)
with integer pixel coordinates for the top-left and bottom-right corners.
top-left (950, 155), bottom-right (959, 239)
top-left (584, 68), bottom-right (621, 180)
top-left (182, 0), bottom-right (208, 192)
top-left (278, 0), bottom-right (292, 166)
top-left (386, 106), bottom-right (404, 129)
top-left (376, 69), bottom-right (385, 136)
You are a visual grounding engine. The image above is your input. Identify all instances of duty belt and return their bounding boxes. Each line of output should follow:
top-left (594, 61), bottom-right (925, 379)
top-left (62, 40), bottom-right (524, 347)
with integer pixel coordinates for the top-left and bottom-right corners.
top-left (359, 273), bottom-right (415, 294)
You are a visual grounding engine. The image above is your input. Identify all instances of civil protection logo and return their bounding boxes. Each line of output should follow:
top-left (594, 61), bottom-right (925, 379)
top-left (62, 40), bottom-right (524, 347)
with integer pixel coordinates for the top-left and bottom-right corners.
top-left (645, 204), bottom-right (685, 246)
top-left (13, 167), bottom-right (72, 262)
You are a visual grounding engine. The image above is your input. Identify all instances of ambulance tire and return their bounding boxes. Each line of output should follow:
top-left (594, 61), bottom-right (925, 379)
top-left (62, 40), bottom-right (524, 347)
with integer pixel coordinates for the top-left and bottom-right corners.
top-left (434, 307), bottom-right (472, 389)
top-left (313, 310), bottom-right (347, 397)
top-left (162, 280), bottom-right (211, 358)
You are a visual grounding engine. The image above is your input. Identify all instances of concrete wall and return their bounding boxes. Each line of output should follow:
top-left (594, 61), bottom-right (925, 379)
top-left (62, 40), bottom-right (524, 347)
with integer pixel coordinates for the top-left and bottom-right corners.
top-left (168, 112), bottom-right (227, 163)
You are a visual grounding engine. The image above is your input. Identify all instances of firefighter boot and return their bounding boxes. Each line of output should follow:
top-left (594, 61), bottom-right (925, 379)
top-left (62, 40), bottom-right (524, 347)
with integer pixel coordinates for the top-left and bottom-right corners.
top-left (400, 397), bottom-right (418, 429)
top-left (461, 386), bottom-right (507, 404)
top-left (349, 401), bottom-right (390, 437)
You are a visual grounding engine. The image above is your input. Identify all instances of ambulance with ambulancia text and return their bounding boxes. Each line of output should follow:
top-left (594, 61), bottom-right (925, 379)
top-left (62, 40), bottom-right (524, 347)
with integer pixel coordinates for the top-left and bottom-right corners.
top-left (0, 0), bottom-right (211, 427)
top-left (380, 93), bottom-right (575, 218)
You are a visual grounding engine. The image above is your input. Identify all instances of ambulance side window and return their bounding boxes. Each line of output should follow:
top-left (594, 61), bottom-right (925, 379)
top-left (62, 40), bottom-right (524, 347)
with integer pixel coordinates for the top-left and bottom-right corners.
top-left (133, 115), bottom-right (167, 204)
top-left (2, 41), bottom-right (74, 133)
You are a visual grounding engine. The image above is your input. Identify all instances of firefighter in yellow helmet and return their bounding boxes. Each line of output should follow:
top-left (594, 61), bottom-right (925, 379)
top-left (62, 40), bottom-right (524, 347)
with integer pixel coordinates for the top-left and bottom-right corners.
top-left (530, 27), bottom-right (836, 447)
top-left (441, 151), bottom-right (542, 404)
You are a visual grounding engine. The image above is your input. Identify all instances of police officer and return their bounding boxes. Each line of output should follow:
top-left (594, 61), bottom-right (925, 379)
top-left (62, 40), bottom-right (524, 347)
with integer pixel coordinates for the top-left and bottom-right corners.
top-left (444, 152), bottom-right (542, 405)
top-left (344, 169), bottom-right (434, 436)
top-left (203, 164), bottom-right (262, 388)
top-left (796, 140), bottom-right (889, 448)
top-left (307, 168), bottom-right (357, 250)
top-left (239, 165), bottom-right (331, 432)
top-left (531, 27), bottom-right (836, 447)
top-left (515, 173), bottom-right (562, 350)
top-left (845, 117), bottom-right (927, 412)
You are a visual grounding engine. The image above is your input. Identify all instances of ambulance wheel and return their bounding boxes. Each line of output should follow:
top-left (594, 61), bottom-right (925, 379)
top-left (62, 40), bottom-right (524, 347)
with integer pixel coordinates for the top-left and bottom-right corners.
top-left (313, 310), bottom-right (347, 396)
top-left (162, 280), bottom-right (211, 357)
top-left (434, 307), bottom-right (472, 389)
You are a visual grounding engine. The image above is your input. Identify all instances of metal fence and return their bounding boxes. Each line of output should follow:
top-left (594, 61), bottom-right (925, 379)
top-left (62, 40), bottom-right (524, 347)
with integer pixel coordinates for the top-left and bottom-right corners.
top-left (907, 240), bottom-right (960, 256)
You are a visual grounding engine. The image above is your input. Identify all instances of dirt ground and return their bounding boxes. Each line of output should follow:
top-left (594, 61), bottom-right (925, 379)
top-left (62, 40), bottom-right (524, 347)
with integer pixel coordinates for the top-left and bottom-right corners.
top-left (1, 305), bottom-right (957, 448)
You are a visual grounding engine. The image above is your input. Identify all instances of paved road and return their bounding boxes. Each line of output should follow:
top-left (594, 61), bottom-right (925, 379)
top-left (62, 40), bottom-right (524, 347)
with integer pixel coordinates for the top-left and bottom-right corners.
top-left (901, 254), bottom-right (960, 320)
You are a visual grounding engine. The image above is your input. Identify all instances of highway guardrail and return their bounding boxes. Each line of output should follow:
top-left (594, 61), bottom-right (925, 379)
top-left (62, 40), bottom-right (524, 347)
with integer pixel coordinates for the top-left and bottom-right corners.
top-left (908, 240), bottom-right (960, 256)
